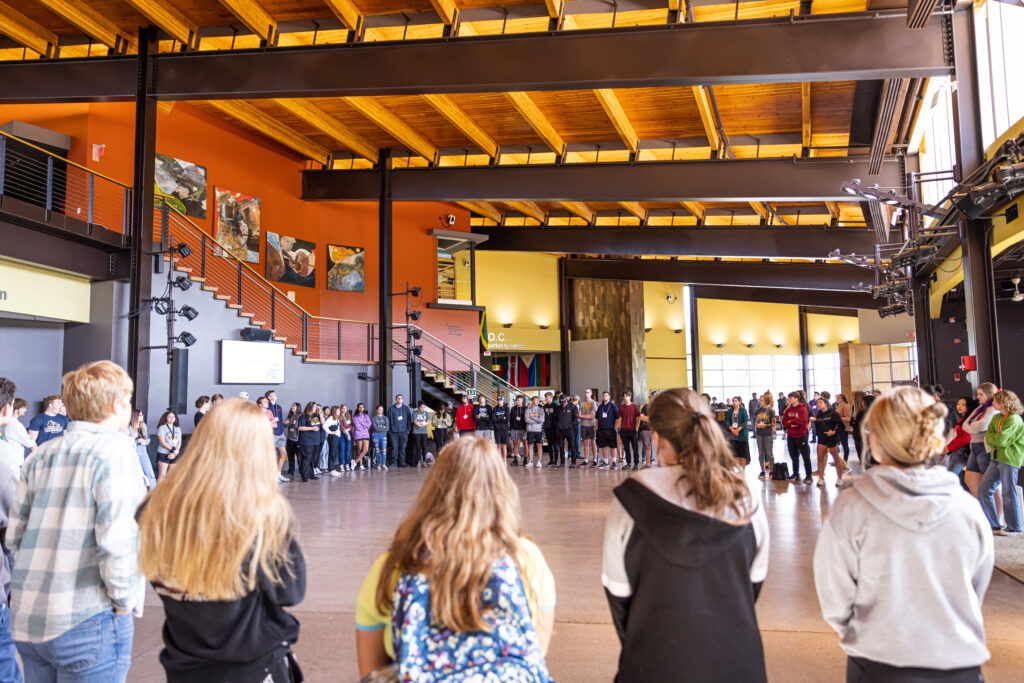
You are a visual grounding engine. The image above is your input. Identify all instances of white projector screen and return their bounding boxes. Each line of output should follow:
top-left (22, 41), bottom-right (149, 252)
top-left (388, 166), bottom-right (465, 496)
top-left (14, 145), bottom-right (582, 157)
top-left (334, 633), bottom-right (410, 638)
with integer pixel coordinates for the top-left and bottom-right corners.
top-left (220, 340), bottom-right (285, 384)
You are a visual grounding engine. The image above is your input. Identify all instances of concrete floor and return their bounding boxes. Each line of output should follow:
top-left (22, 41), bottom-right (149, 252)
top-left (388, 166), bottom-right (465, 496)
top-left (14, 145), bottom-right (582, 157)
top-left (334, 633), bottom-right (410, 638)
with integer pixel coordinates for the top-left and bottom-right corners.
top-left (128, 443), bottom-right (1024, 681)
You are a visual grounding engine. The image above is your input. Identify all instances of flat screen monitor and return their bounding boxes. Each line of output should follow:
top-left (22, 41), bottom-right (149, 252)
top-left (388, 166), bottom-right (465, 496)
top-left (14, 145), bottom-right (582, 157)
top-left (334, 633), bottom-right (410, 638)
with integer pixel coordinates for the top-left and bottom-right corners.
top-left (220, 339), bottom-right (285, 384)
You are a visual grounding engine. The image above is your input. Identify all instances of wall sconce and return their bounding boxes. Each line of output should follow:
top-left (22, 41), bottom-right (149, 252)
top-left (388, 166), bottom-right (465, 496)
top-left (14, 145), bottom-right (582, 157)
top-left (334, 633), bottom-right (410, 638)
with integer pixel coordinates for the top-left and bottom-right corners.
top-left (844, 339), bottom-right (854, 344)
top-left (674, 329), bottom-right (683, 334)
top-left (746, 343), bottom-right (755, 348)
top-left (775, 344), bottom-right (785, 349)
top-left (716, 343), bottom-right (725, 348)
top-left (644, 327), bottom-right (653, 333)
top-left (539, 324), bottom-right (550, 329)
top-left (502, 323), bottom-right (513, 328)
top-left (815, 342), bottom-right (825, 348)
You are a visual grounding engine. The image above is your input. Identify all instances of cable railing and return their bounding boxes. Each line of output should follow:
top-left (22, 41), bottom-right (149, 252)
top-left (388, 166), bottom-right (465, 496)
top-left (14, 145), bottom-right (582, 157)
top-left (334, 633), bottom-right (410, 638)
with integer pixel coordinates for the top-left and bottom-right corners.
top-left (153, 197), bottom-right (374, 363)
top-left (0, 130), bottom-right (132, 237)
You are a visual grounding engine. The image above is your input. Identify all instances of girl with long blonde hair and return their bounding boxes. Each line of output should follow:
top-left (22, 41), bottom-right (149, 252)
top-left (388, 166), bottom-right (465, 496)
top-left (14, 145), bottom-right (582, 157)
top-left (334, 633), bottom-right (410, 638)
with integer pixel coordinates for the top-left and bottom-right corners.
top-left (814, 387), bottom-right (992, 681)
top-left (602, 387), bottom-right (768, 682)
top-left (138, 399), bottom-right (305, 682)
top-left (355, 437), bottom-right (555, 681)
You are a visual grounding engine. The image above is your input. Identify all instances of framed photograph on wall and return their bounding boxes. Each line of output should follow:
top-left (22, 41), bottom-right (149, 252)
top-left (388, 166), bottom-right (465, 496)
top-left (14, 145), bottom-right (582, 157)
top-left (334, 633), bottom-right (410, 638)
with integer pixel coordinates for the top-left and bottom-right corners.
top-left (266, 231), bottom-right (316, 288)
top-left (214, 187), bottom-right (261, 263)
top-left (154, 154), bottom-right (207, 219)
top-left (326, 244), bottom-right (364, 292)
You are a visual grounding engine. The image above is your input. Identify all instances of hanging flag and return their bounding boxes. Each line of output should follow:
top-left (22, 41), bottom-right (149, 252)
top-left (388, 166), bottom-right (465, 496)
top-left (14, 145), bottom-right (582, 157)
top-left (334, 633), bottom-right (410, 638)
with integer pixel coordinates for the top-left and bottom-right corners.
top-left (479, 310), bottom-right (489, 353)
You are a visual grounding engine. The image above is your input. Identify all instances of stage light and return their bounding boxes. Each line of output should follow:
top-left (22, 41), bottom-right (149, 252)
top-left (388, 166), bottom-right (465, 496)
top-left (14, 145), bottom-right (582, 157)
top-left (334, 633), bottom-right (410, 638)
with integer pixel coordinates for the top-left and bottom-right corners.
top-left (872, 278), bottom-right (910, 300)
top-left (410, 286), bottom-right (422, 297)
top-left (172, 275), bottom-right (192, 291)
top-left (411, 345), bottom-right (423, 356)
top-left (173, 242), bottom-right (192, 259)
top-left (179, 305), bottom-right (199, 321)
top-left (890, 244), bottom-right (937, 269)
top-left (152, 298), bottom-right (171, 316)
top-left (408, 310), bottom-right (421, 322)
top-left (175, 331), bottom-right (197, 347)
top-left (410, 328), bottom-right (422, 340)
top-left (878, 303), bottom-right (908, 319)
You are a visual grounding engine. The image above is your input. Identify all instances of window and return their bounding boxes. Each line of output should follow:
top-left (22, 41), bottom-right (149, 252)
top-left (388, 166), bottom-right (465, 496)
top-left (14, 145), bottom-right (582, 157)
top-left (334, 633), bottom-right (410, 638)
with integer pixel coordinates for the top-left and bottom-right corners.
top-left (701, 354), bottom-right (805, 403)
top-left (976, 0), bottom-right (1024, 149)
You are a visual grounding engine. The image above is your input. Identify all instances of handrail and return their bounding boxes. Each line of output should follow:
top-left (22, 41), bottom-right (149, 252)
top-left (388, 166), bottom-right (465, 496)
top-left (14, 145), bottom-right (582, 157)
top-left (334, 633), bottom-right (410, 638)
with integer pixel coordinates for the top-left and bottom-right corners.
top-left (158, 197), bottom-right (373, 325)
top-left (0, 130), bottom-right (132, 189)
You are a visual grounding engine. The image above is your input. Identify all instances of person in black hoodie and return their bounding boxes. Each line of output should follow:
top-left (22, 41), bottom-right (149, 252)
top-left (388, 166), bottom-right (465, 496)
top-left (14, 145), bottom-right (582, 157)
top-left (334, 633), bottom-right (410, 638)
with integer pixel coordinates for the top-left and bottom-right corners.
top-left (138, 399), bottom-right (305, 683)
top-left (542, 392), bottom-right (559, 467)
top-left (472, 395), bottom-right (494, 442)
top-left (492, 395), bottom-right (511, 461)
top-left (602, 388), bottom-right (768, 682)
top-left (555, 394), bottom-right (579, 468)
top-left (509, 396), bottom-right (528, 466)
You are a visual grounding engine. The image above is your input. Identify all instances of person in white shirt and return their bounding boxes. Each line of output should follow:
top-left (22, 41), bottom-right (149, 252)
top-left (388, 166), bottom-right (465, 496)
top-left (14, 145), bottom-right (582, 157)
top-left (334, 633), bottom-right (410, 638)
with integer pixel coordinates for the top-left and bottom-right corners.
top-left (2, 398), bottom-right (35, 464)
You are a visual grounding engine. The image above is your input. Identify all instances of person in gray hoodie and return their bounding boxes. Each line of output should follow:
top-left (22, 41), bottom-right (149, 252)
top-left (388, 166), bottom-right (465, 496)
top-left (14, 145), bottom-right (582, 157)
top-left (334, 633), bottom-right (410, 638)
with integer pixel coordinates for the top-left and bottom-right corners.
top-left (814, 387), bottom-right (993, 682)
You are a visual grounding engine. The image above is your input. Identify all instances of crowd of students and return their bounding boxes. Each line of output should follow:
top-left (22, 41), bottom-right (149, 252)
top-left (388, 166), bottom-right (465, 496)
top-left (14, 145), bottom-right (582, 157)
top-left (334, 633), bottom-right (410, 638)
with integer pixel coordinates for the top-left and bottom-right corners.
top-left (0, 363), bottom-right (1020, 682)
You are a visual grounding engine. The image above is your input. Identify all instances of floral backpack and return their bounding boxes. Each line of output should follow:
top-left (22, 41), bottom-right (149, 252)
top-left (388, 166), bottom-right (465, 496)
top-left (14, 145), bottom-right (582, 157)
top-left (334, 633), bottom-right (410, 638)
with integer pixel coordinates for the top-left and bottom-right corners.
top-left (390, 555), bottom-right (553, 682)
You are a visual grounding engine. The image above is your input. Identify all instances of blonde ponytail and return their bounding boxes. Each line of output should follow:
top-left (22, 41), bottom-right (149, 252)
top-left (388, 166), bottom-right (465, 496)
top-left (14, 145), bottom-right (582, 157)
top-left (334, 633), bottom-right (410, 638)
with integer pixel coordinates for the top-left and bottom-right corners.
top-left (863, 387), bottom-right (947, 466)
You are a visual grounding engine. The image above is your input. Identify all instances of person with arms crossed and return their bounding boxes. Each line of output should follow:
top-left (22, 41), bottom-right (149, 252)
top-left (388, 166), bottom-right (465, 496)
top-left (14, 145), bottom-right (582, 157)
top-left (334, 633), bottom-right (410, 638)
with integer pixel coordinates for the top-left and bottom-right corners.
top-left (27, 395), bottom-right (68, 446)
top-left (370, 405), bottom-right (389, 471)
top-left (508, 396), bottom-right (527, 466)
top-left (2, 398), bottom-right (35, 462)
top-left (411, 402), bottom-right (430, 468)
top-left (472, 395), bottom-right (494, 443)
top-left (542, 393), bottom-right (558, 467)
top-left (155, 410), bottom-right (182, 480)
top-left (10, 362), bottom-right (145, 683)
top-left (555, 394), bottom-right (579, 468)
top-left (388, 395), bottom-right (413, 468)
top-left (455, 395), bottom-right (476, 437)
top-left (492, 396), bottom-right (511, 463)
top-left (596, 392), bottom-right (619, 469)
top-left (617, 391), bottom-right (641, 471)
top-left (524, 397), bottom-right (546, 468)
top-left (578, 389), bottom-right (598, 467)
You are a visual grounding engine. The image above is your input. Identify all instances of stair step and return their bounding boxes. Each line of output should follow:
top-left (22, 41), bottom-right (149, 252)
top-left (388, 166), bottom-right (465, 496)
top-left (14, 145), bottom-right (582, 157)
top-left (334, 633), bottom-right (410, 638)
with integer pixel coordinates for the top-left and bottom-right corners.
top-left (251, 320), bottom-right (266, 326)
top-left (238, 312), bottom-right (254, 318)
top-left (294, 351), bottom-right (307, 357)
top-left (202, 286), bottom-right (218, 293)
top-left (226, 304), bottom-right (242, 310)
top-left (274, 336), bottom-right (288, 343)
top-left (189, 276), bottom-right (206, 283)
top-left (214, 294), bottom-right (231, 301)
top-left (285, 344), bottom-right (297, 350)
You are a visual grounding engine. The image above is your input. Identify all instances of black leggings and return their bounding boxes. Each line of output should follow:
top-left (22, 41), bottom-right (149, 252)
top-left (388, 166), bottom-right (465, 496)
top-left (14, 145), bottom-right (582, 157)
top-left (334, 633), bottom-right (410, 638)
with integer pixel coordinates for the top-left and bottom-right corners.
top-left (787, 436), bottom-right (812, 478)
top-left (846, 657), bottom-right (982, 683)
top-left (838, 431), bottom-right (850, 462)
top-left (327, 434), bottom-right (341, 471)
top-left (434, 428), bottom-right (448, 454)
top-left (298, 443), bottom-right (318, 480)
top-left (620, 429), bottom-right (639, 466)
top-left (285, 440), bottom-right (298, 474)
top-left (411, 433), bottom-right (427, 466)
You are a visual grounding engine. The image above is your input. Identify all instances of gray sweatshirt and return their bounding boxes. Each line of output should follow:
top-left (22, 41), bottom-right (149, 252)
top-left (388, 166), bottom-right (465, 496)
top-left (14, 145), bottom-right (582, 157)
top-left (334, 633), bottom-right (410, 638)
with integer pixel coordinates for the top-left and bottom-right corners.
top-left (814, 466), bottom-right (993, 670)
top-left (525, 406), bottom-right (545, 433)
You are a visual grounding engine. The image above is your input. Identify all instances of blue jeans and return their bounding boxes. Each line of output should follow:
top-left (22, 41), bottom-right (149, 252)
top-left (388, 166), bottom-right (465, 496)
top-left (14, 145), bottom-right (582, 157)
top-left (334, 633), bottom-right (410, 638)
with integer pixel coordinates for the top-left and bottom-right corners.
top-left (390, 432), bottom-right (409, 466)
top-left (135, 445), bottom-right (155, 490)
top-left (979, 461), bottom-right (1022, 532)
top-left (372, 433), bottom-right (388, 465)
top-left (16, 610), bottom-right (133, 683)
top-left (0, 605), bottom-right (21, 683)
top-left (340, 435), bottom-right (352, 467)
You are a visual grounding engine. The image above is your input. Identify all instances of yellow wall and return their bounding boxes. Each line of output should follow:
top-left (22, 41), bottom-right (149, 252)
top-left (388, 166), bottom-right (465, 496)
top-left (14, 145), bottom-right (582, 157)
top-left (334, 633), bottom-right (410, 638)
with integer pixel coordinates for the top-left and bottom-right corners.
top-left (0, 258), bottom-right (91, 323)
top-left (807, 313), bottom-right (860, 353)
top-left (697, 298), bottom-right (800, 355)
top-left (476, 252), bottom-right (559, 349)
top-left (644, 282), bottom-right (688, 388)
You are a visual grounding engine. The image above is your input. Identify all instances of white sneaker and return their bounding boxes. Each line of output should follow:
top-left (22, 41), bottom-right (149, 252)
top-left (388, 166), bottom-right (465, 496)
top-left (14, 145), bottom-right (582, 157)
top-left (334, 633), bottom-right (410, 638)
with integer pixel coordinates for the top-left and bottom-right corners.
top-left (817, 478), bottom-right (826, 487)
top-left (278, 474), bottom-right (289, 483)
top-left (329, 470), bottom-right (342, 477)
top-left (346, 464), bottom-right (352, 471)
top-left (358, 464), bottom-right (365, 471)
top-left (382, 464), bottom-right (389, 471)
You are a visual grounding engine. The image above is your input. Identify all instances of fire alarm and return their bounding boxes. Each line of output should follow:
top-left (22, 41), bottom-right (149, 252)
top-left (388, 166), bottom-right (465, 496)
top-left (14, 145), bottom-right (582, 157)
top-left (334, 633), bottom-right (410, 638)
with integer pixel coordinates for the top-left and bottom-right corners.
top-left (953, 338), bottom-right (962, 344)
top-left (961, 355), bottom-right (977, 372)
top-left (954, 373), bottom-right (962, 382)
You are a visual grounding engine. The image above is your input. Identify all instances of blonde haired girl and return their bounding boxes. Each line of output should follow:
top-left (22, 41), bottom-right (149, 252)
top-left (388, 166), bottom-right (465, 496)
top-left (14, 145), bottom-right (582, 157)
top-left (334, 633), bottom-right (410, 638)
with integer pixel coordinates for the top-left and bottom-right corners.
top-left (355, 437), bottom-right (555, 681)
top-left (602, 387), bottom-right (769, 682)
top-left (138, 398), bottom-right (305, 682)
top-left (814, 387), bottom-right (992, 681)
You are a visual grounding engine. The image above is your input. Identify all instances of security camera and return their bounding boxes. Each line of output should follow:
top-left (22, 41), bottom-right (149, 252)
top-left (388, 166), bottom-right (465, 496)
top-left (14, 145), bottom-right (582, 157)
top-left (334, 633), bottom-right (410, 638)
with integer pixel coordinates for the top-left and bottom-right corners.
top-left (446, 214), bottom-right (456, 225)
top-left (666, 294), bottom-right (676, 303)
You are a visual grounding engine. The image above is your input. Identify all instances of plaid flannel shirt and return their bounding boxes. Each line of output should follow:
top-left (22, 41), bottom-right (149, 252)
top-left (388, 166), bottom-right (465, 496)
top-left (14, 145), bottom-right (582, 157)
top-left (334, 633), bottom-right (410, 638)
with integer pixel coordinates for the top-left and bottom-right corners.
top-left (8, 421), bottom-right (146, 642)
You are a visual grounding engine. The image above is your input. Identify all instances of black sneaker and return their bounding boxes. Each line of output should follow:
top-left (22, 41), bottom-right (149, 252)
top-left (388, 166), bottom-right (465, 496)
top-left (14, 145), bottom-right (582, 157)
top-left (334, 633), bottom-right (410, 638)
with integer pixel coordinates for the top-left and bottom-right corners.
top-left (632, 464), bottom-right (639, 471)
top-left (788, 474), bottom-right (800, 481)
top-left (803, 476), bottom-right (813, 484)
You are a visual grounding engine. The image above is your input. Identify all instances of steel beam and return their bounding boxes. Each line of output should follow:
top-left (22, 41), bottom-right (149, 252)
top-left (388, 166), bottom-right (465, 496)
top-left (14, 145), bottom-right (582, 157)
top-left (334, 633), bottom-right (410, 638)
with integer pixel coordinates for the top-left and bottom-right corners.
top-left (564, 258), bottom-right (868, 292)
top-left (691, 285), bottom-right (879, 309)
top-left (473, 226), bottom-right (876, 259)
top-left (303, 157), bottom-right (899, 203)
top-left (378, 149), bottom-right (394, 410)
top-left (0, 217), bottom-right (128, 280)
top-left (0, 12), bottom-right (949, 103)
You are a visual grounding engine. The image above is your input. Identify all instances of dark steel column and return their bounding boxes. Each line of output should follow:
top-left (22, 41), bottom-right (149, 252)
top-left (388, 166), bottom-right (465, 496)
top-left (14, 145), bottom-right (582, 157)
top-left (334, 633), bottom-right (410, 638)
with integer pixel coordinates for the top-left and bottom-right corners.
top-left (377, 149), bottom-right (393, 409)
top-left (913, 276), bottom-right (937, 387)
top-left (127, 26), bottom-right (158, 413)
top-left (950, 9), bottom-right (1001, 387)
top-left (688, 287), bottom-right (700, 391)
top-left (799, 305), bottom-right (811, 396)
top-left (558, 257), bottom-right (572, 393)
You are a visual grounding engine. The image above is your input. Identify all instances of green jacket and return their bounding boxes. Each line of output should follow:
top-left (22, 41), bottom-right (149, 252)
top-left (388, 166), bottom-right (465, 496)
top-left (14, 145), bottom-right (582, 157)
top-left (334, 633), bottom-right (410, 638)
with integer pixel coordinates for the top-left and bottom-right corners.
top-left (725, 406), bottom-right (749, 441)
top-left (986, 412), bottom-right (1024, 468)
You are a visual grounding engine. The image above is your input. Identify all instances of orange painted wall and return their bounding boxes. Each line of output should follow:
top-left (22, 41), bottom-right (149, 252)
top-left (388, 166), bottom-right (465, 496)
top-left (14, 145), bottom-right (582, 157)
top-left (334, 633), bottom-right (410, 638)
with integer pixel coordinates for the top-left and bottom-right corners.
top-left (0, 102), bottom-right (479, 359)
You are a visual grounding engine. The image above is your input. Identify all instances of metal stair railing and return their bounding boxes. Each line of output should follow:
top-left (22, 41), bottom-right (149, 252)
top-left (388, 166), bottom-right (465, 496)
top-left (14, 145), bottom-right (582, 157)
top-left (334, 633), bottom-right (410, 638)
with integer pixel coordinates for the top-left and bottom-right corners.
top-left (153, 197), bottom-right (374, 363)
top-left (390, 324), bottom-right (524, 402)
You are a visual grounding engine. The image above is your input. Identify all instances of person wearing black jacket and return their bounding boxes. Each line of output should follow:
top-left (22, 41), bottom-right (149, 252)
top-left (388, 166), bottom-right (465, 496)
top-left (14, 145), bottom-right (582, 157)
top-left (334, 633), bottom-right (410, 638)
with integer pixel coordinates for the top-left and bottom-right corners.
top-left (387, 395), bottom-right (413, 467)
top-left (813, 397), bottom-right (847, 488)
top-left (850, 393), bottom-right (874, 463)
top-left (542, 392), bottom-right (559, 467)
top-left (554, 395), bottom-right (579, 468)
top-left (492, 395), bottom-right (511, 461)
top-left (472, 395), bottom-right (494, 442)
top-left (509, 396), bottom-right (528, 466)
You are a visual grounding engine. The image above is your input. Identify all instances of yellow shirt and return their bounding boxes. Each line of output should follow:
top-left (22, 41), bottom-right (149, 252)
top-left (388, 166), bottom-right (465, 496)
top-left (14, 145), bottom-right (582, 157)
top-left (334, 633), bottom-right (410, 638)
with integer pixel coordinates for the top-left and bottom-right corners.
top-left (355, 537), bottom-right (556, 659)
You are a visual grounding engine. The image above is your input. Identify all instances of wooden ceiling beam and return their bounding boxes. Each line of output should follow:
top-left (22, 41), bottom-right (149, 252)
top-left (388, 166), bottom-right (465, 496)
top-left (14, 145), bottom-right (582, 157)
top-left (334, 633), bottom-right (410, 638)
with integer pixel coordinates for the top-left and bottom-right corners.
top-left (750, 201), bottom-right (770, 224)
top-left (273, 98), bottom-right (377, 162)
top-left (323, 0), bottom-right (361, 33)
top-left (205, 99), bottom-right (331, 165)
top-left (34, 0), bottom-right (136, 53)
top-left (217, 0), bottom-right (277, 44)
top-left (691, 85), bottom-right (721, 152)
top-left (594, 89), bottom-right (639, 155)
top-left (506, 201), bottom-right (547, 223)
top-left (422, 94), bottom-right (499, 159)
top-left (122, 0), bottom-right (198, 48)
top-left (681, 201), bottom-right (705, 221)
top-left (458, 201), bottom-right (502, 223)
top-left (618, 202), bottom-right (646, 221)
top-left (0, 2), bottom-right (59, 56)
top-left (343, 96), bottom-right (438, 162)
top-left (560, 201), bottom-right (595, 223)
top-left (506, 91), bottom-right (566, 159)
top-left (544, 0), bottom-right (562, 18)
top-left (429, 0), bottom-right (458, 25)
top-left (801, 82), bottom-right (812, 149)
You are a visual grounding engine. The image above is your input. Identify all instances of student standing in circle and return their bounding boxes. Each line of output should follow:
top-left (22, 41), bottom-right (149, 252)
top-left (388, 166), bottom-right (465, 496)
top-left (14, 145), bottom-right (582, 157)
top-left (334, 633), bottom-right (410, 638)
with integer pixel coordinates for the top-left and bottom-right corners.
top-left (193, 396), bottom-right (211, 430)
top-left (432, 404), bottom-right (453, 458)
top-left (508, 396), bottom-right (527, 466)
top-left (128, 409), bottom-right (156, 490)
top-left (725, 396), bottom-right (750, 468)
top-left (411, 402), bottom-right (430, 468)
top-left (265, 390), bottom-right (288, 482)
top-left (296, 402), bottom-right (321, 482)
top-left (472, 395), bottom-right (494, 443)
top-left (782, 393), bottom-right (812, 484)
top-left (455, 395), bottom-right (476, 437)
top-left (542, 393), bottom-right (558, 467)
top-left (753, 395), bottom-right (776, 481)
top-left (602, 388), bottom-right (768, 682)
top-left (945, 396), bottom-right (978, 476)
top-left (524, 396), bottom-right (546, 468)
top-left (596, 392), bottom-right (619, 469)
top-left (323, 406), bottom-right (342, 477)
top-left (352, 403), bottom-right (372, 470)
top-left (283, 403), bottom-right (302, 477)
top-left (637, 390), bottom-right (657, 468)
top-left (338, 405), bottom-right (354, 471)
top-left (962, 382), bottom-right (1000, 501)
top-left (27, 395), bottom-right (69, 446)
top-left (138, 399), bottom-right (305, 683)
top-left (371, 405), bottom-right (389, 471)
top-left (617, 392), bottom-right (641, 471)
top-left (835, 394), bottom-right (853, 464)
top-left (813, 397), bottom-right (846, 488)
top-left (555, 394), bottom-right (579, 468)
top-left (492, 396), bottom-right (511, 462)
top-left (814, 387), bottom-right (992, 682)
top-left (3, 397), bottom-right (36, 461)
top-left (579, 388), bottom-right (599, 467)
top-left (980, 390), bottom-right (1024, 535)
top-left (156, 410), bottom-right (182, 480)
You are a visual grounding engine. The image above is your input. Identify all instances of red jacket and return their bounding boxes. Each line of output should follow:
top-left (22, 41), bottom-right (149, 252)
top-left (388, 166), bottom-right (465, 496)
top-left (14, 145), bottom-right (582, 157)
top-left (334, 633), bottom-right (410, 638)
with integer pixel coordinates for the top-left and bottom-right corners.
top-left (455, 403), bottom-right (476, 430)
top-left (782, 403), bottom-right (808, 438)
top-left (947, 421), bottom-right (971, 453)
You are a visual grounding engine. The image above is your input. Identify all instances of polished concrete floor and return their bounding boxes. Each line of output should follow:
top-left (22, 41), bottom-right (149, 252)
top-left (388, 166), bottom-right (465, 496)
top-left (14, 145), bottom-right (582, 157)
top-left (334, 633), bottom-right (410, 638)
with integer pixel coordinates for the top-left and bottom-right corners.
top-left (128, 440), bottom-right (1024, 681)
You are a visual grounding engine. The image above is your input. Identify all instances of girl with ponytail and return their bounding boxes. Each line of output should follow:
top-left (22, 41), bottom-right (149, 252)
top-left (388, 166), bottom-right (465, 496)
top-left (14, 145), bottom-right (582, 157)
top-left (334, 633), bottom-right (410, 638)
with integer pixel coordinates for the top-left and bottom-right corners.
top-left (602, 387), bottom-right (769, 682)
top-left (814, 387), bottom-right (993, 682)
